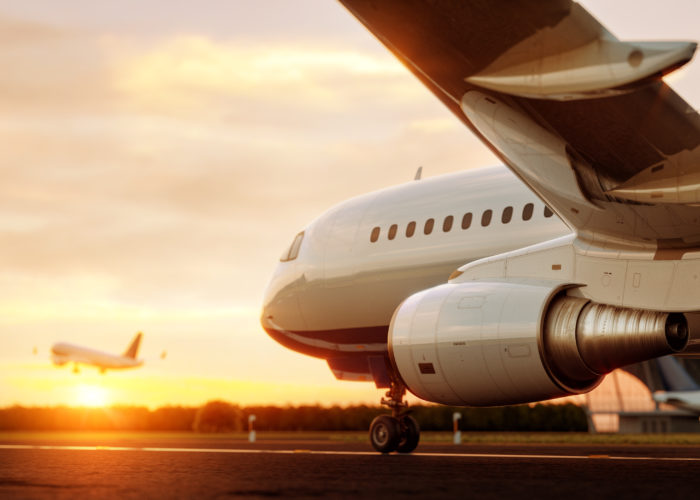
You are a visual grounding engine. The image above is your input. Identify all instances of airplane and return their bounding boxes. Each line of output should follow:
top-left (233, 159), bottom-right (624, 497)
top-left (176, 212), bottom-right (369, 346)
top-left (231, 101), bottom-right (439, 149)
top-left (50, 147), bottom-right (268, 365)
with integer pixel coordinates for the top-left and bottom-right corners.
top-left (51, 332), bottom-right (144, 374)
top-left (649, 356), bottom-right (700, 413)
top-left (654, 390), bottom-right (700, 414)
top-left (262, 1), bottom-right (700, 453)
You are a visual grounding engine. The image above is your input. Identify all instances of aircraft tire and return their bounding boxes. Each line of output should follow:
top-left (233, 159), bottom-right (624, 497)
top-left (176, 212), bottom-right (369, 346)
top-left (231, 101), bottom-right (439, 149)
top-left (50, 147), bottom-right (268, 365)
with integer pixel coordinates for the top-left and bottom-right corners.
top-left (369, 415), bottom-right (400, 453)
top-left (396, 415), bottom-right (420, 454)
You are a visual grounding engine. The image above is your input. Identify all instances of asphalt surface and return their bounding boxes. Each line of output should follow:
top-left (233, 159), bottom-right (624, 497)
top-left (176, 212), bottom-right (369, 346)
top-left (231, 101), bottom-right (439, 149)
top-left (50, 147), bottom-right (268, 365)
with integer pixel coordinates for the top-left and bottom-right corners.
top-left (2, 435), bottom-right (700, 499)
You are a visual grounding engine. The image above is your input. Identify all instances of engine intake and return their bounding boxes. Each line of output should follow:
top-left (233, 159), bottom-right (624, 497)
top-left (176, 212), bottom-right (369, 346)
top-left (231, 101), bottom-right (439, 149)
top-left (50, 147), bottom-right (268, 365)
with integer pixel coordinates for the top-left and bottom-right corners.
top-left (388, 281), bottom-right (688, 406)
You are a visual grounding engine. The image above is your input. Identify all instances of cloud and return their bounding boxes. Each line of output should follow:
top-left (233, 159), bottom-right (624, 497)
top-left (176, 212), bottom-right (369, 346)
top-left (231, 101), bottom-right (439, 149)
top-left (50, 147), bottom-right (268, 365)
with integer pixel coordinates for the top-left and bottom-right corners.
top-left (0, 23), bottom-right (117, 113)
top-left (110, 35), bottom-right (423, 129)
top-left (0, 27), bottom-right (481, 285)
top-left (0, 15), bottom-right (67, 44)
top-left (118, 36), bottom-right (405, 90)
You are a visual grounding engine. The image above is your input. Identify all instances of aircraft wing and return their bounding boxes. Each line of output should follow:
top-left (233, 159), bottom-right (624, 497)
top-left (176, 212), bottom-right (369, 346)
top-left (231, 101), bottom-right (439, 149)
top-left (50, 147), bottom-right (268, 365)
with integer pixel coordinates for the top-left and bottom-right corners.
top-left (338, 0), bottom-right (700, 249)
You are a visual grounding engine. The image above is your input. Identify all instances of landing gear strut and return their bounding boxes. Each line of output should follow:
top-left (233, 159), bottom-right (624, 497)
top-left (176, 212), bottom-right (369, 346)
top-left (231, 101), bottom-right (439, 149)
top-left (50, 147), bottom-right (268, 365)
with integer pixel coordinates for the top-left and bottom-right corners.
top-left (369, 380), bottom-right (420, 453)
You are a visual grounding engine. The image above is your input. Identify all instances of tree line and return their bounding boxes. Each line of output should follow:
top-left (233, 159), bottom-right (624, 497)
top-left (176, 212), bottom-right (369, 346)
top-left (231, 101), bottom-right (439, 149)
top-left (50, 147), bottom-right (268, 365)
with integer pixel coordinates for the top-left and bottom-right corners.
top-left (0, 402), bottom-right (587, 432)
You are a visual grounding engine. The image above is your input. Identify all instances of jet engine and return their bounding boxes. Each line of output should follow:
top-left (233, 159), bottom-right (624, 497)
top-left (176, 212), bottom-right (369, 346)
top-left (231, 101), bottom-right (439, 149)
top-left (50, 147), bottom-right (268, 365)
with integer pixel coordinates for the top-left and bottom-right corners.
top-left (388, 281), bottom-right (688, 406)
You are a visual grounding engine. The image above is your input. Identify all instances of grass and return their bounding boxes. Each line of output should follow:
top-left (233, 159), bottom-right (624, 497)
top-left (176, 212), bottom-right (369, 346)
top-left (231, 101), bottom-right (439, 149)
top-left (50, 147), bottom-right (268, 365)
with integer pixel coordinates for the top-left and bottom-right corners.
top-left (418, 432), bottom-right (700, 445)
top-left (329, 431), bottom-right (700, 445)
top-left (3, 430), bottom-right (700, 446)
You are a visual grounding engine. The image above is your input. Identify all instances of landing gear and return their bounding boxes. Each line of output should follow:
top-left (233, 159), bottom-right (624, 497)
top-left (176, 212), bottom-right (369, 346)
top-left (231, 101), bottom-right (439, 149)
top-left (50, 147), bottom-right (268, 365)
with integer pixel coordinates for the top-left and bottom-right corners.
top-left (396, 414), bottom-right (420, 453)
top-left (369, 380), bottom-right (420, 453)
top-left (369, 415), bottom-right (400, 453)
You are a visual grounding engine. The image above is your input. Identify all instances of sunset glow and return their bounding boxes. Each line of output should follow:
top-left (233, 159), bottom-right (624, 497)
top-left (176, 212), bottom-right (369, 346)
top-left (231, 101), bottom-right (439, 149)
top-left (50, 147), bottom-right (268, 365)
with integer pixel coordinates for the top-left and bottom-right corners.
top-left (75, 384), bottom-right (110, 408)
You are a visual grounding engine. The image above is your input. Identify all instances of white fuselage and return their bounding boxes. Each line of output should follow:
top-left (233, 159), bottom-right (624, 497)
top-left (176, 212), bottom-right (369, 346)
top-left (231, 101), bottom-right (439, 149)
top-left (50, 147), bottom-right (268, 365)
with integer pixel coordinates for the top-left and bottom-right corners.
top-left (262, 166), bottom-right (570, 360)
top-left (51, 343), bottom-right (143, 371)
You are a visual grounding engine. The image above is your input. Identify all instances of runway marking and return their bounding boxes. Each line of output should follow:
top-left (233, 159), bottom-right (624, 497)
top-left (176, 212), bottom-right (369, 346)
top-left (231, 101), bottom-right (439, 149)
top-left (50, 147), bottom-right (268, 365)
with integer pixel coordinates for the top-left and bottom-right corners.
top-left (1, 444), bottom-right (700, 462)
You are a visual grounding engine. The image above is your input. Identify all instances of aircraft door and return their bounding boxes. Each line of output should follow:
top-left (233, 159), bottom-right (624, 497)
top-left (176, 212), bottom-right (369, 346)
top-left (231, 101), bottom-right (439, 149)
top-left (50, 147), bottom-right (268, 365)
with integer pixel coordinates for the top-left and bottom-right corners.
top-left (323, 204), bottom-right (364, 287)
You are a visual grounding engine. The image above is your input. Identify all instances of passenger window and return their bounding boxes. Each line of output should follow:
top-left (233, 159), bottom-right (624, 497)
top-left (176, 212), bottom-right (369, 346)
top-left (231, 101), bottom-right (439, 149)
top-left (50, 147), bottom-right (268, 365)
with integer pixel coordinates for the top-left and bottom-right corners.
top-left (522, 203), bottom-right (534, 221)
top-left (461, 212), bottom-right (472, 230)
top-left (443, 215), bottom-right (453, 232)
top-left (280, 231), bottom-right (305, 262)
top-left (388, 224), bottom-right (398, 240)
top-left (370, 226), bottom-right (380, 243)
top-left (544, 206), bottom-right (554, 218)
top-left (501, 206), bottom-right (513, 224)
top-left (481, 210), bottom-right (492, 227)
top-left (424, 218), bottom-right (434, 235)
top-left (406, 221), bottom-right (416, 238)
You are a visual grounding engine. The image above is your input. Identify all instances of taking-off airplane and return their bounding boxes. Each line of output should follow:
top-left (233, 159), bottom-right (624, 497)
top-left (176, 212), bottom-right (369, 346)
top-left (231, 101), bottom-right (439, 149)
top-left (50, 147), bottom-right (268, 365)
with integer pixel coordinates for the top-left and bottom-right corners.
top-left (51, 332), bottom-right (144, 374)
top-left (262, 1), bottom-right (700, 453)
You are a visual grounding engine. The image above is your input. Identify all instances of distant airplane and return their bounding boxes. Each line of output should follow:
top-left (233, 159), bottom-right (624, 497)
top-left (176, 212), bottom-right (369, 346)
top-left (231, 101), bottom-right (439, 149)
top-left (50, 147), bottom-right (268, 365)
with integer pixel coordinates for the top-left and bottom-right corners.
top-left (654, 391), bottom-right (700, 414)
top-left (51, 332), bottom-right (144, 374)
top-left (651, 357), bottom-right (700, 414)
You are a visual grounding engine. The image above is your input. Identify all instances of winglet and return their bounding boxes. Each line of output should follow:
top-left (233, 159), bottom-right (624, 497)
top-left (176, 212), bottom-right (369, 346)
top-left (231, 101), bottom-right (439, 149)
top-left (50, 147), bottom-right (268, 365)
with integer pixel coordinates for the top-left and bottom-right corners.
top-left (466, 40), bottom-right (696, 101)
top-left (123, 332), bottom-right (143, 359)
top-left (464, 3), bottom-right (697, 100)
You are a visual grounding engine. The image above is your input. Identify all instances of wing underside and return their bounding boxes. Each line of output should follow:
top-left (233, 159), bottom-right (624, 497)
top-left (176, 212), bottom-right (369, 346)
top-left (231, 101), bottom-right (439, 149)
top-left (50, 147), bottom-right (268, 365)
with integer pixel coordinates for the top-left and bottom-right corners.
top-left (338, 0), bottom-right (700, 249)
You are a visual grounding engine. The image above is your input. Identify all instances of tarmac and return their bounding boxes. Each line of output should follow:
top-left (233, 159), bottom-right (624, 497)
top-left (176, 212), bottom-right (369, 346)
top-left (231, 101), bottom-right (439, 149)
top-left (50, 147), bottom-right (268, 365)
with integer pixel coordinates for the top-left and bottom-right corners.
top-left (2, 434), bottom-right (700, 499)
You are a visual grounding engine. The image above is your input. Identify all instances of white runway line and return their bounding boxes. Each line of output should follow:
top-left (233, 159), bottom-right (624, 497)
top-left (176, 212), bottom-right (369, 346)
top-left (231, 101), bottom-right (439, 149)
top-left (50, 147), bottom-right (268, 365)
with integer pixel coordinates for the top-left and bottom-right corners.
top-left (1, 444), bottom-right (699, 462)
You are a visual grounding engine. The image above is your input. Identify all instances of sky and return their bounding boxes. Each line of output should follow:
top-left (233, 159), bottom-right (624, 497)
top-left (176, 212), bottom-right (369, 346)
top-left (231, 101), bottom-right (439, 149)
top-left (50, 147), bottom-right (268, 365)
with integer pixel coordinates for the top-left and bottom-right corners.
top-left (1, 1), bottom-right (698, 409)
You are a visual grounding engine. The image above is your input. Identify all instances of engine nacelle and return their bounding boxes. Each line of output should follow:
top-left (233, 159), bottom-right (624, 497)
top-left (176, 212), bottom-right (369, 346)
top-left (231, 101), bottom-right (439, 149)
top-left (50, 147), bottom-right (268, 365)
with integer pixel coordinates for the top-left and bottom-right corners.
top-left (388, 281), bottom-right (688, 406)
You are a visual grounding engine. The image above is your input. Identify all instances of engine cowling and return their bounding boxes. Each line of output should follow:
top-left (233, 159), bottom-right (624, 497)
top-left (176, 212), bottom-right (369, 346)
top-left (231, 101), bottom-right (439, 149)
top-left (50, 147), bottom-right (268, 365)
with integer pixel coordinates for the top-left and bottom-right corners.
top-left (388, 281), bottom-right (688, 406)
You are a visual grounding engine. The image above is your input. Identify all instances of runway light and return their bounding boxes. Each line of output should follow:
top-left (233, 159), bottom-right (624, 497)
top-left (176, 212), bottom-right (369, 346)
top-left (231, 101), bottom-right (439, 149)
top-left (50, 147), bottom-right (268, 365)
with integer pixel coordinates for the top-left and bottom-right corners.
top-left (75, 384), bottom-right (110, 407)
top-left (248, 414), bottom-right (256, 443)
top-left (453, 412), bottom-right (462, 445)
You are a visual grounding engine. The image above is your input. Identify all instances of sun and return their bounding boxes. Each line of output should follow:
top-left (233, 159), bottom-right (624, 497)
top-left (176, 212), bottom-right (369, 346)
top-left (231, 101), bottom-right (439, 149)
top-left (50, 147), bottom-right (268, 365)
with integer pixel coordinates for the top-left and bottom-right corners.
top-left (75, 384), bottom-right (110, 407)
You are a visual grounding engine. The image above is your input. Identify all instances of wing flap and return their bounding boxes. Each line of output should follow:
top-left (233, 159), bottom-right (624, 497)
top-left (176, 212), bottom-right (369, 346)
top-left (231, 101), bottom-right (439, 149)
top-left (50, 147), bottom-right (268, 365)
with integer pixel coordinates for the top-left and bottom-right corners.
top-left (606, 148), bottom-right (700, 204)
top-left (460, 90), bottom-right (596, 208)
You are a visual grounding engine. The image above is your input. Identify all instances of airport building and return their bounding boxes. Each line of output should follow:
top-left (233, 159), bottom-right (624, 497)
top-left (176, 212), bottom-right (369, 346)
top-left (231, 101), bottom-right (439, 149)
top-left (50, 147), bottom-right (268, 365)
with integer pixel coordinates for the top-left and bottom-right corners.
top-left (564, 358), bottom-right (700, 433)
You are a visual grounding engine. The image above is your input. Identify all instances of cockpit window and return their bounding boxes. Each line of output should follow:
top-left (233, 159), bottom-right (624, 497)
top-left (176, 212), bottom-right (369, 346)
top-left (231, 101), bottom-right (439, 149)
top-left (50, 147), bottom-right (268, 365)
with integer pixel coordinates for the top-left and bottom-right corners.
top-left (280, 231), bottom-right (305, 262)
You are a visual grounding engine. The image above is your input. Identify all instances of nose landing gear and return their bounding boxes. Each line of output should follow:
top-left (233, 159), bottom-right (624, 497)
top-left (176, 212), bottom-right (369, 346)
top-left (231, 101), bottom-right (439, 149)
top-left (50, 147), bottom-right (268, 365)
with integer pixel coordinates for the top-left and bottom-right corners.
top-left (369, 380), bottom-right (420, 453)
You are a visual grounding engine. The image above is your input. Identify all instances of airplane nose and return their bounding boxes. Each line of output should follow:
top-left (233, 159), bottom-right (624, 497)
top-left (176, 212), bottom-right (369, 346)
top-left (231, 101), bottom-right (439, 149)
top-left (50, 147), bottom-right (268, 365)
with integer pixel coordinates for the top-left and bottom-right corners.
top-left (261, 261), bottom-right (306, 334)
top-left (262, 229), bottom-right (310, 337)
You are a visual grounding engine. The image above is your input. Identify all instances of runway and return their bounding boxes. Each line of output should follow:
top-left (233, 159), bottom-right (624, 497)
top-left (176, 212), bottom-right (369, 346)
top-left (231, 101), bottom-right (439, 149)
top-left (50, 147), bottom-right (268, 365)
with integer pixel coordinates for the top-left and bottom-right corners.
top-left (2, 435), bottom-right (700, 499)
